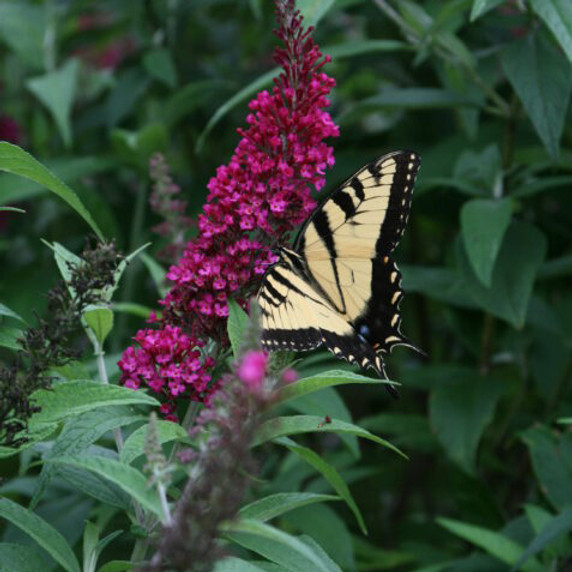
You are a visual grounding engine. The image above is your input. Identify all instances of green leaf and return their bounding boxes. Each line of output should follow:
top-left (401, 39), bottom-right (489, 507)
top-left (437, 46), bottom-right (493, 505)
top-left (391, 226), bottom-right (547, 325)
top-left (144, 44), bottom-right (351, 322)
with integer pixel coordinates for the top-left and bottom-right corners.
top-left (84, 307), bottom-right (114, 346)
top-left (239, 493), bottom-right (339, 522)
top-left (30, 381), bottom-right (159, 425)
top-left (120, 420), bottom-right (189, 465)
top-left (438, 517), bottom-right (544, 572)
top-left (0, 156), bottom-right (114, 205)
top-left (111, 123), bottom-right (168, 171)
top-left (501, 33), bottom-right (572, 159)
top-left (197, 68), bottom-right (279, 151)
top-left (31, 406), bottom-right (143, 509)
top-left (514, 507), bottom-right (572, 570)
top-left (521, 426), bottom-right (572, 509)
top-left (278, 370), bottom-right (396, 403)
top-left (27, 58), bottom-right (79, 147)
top-left (213, 558), bottom-right (268, 572)
top-left (0, 498), bottom-right (81, 572)
top-left (401, 264), bottom-right (477, 309)
top-left (278, 437), bottom-right (368, 534)
top-left (429, 370), bottom-right (504, 474)
top-left (0, 206), bottom-right (25, 213)
top-left (224, 519), bottom-right (339, 572)
top-left (325, 39), bottom-right (409, 59)
top-left (97, 561), bottom-right (134, 572)
top-left (297, 0), bottom-right (335, 27)
top-left (160, 79), bottom-right (228, 127)
top-left (0, 2), bottom-right (44, 68)
top-left (48, 456), bottom-right (163, 519)
top-left (285, 505), bottom-right (353, 571)
top-left (0, 303), bottom-right (25, 323)
top-left (143, 48), bottom-right (177, 88)
top-left (512, 175), bottom-right (572, 198)
top-left (0, 423), bottom-right (57, 459)
top-left (0, 326), bottom-right (23, 350)
top-left (112, 302), bottom-right (156, 319)
top-left (227, 299), bottom-right (250, 358)
top-left (470, 0), bottom-right (505, 21)
top-left (285, 385), bottom-right (359, 458)
top-left (530, 0), bottom-right (572, 65)
top-left (460, 198), bottom-right (512, 287)
top-left (459, 222), bottom-right (547, 328)
top-left (195, 40), bottom-right (407, 150)
top-left (0, 543), bottom-right (47, 572)
top-left (140, 253), bottom-right (167, 297)
top-left (254, 415), bottom-right (404, 458)
top-left (454, 145), bottom-right (503, 195)
top-left (0, 143), bottom-right (103, 238)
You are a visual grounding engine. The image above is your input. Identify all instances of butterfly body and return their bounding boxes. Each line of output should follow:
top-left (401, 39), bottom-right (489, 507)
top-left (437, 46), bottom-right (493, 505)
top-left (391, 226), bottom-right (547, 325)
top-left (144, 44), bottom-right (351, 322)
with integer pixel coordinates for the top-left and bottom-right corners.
top-left (257, 150), bottom-right (421, 383)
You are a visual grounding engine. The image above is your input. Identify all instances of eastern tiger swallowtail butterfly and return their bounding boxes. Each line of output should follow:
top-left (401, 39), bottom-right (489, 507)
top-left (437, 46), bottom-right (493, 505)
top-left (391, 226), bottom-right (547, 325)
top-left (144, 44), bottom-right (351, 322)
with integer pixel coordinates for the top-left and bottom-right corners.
top-left (257, 150), bottom-right (421, 390)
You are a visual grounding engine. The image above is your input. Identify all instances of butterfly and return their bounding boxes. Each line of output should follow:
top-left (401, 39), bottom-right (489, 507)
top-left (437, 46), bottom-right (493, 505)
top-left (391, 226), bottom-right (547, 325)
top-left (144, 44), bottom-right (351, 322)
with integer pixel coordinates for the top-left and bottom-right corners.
top-left (257, 151), bottom-right (421, 391)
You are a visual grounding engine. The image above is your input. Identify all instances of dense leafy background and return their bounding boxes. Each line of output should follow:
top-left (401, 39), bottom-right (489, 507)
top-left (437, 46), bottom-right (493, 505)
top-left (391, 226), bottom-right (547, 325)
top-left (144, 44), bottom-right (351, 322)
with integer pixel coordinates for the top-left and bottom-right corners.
top-left (1, 1), bottom-right (572, 571)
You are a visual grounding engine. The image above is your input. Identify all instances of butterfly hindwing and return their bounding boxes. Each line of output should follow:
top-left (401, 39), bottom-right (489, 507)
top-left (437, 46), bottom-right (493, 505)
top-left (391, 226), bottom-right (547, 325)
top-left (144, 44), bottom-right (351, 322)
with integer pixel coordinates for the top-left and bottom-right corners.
top-left (257, 150), bottom-right (421, 379)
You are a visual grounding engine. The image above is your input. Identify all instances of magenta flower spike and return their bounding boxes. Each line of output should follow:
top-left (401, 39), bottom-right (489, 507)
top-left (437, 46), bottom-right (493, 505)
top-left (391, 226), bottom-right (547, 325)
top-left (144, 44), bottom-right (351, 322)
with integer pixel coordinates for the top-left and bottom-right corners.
top-left (119, 0), bottom-right (339, 411)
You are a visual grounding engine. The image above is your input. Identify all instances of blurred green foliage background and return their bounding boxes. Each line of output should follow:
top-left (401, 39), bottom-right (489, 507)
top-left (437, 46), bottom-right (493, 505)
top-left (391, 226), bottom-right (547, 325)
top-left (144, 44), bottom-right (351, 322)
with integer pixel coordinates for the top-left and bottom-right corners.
top-left (1, 0), bottom-right (572, 570)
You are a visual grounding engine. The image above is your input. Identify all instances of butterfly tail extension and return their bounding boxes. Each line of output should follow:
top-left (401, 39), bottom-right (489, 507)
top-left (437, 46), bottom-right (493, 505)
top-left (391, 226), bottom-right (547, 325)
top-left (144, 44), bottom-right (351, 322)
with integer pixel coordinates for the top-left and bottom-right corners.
top-left (320, 329), bottom-right (398, 397)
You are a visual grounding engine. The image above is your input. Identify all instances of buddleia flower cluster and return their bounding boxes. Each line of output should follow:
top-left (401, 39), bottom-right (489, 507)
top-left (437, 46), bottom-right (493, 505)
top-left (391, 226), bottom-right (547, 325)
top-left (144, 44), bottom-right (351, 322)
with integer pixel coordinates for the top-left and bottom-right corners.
top-left (119, 0), bottom-right (339, 410)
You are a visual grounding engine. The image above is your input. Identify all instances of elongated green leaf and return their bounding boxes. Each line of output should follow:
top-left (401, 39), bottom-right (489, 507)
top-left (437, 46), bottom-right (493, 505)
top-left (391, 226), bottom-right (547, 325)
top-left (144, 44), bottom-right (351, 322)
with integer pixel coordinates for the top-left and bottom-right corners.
top-left (196, 40), bottom-right (407, 150)
top-left (285, 385), bottom-right (359, 457)
top-left (0, 303), bottom-right (25, 323)
top-left (0, 326), bottom-right (23, 350)
top-left (120, 420), bottom-right (189, 465)
top-left (521, 426), bottom-right (572, 509)
top-left (0, 543), bottom-right (46, 572)
top-left (0, 499), bottom-right (81, 572)
top-left (501, 33), bottom-right (572, 159)
top-left (461, 199), bottom-right (512, 286)
top-left (31, 381), bottom-right (158, 425)
top-left (513, 507), bottom-right (572, 570)
top-left (254, 415), bottom-right (404, 458)
top-left (470, 0), bottom-right (504, 21)
top-left (275, 437), bottom-right (367, 534)
top-left (438, 517), bottom-right (544, 572)
top-left (0, 143), bottom-right (103, 238)
top-left (213, 558), bottom-right (268, 572)
top-left (48, 456), bottom-right (163, 518)
top-left (96, 561), bottom-right (134, 572)
top-left (0, 156), bottom-right (113, 205)
top-left (459, 222), bottom-right (547, 328)
top-left (429, 370), bottom-right (504, 474)
top-left (160, 79), bottom-right (228, 127)
top-left (298, 0), bottom-right (335, 27)
top-left (239, 492), bottom-right (339, 522)
top-left (530, 0), bottom-right (572, 65)
top-left (278, 370), bottom-right (395, 403)
top-left (224, 519), bottom-right (337, 572)
top-left (196, 68), bottom-right (278, 151)
top-left (27, 59), bottom-right (78, 147)
top-left (286, 505), bottom-right (353, 571)
top-left (326, 39), bottom-right (408, 59)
